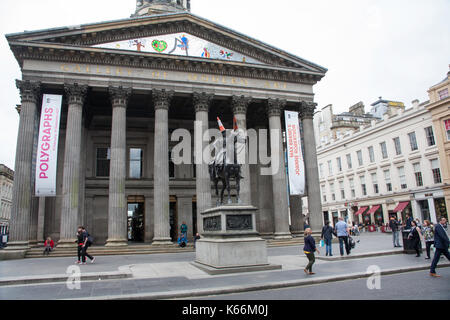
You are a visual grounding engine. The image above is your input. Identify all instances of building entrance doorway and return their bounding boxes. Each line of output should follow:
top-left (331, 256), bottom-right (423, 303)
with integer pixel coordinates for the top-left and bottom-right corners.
top-left (128, 202), bottom-right (145, 242)
top-left (170, 196), bottom-right (178, 242)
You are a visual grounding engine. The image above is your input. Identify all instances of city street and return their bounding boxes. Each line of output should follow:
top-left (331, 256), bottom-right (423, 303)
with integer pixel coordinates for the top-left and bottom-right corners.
top-left (0, 233), bottom-right (448, 300)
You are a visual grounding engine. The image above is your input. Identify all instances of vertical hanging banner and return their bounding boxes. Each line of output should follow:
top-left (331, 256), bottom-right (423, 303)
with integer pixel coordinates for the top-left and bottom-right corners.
top-left (284, 111), bottom-right (305, 196)
top-left (35, 94), bottom-right (63, 197)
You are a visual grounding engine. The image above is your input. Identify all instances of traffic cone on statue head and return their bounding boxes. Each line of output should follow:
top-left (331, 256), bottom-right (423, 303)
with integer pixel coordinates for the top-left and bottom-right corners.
top-left (217, 117), bottom-right (226, 133)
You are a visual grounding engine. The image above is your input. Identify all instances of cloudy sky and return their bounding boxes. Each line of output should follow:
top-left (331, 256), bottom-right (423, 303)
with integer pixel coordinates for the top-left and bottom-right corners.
top-left (0, 0), bottom-right (449, 169)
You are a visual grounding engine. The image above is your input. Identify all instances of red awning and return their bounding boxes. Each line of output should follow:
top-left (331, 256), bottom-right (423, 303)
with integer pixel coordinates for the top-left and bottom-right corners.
top-left (355, 206), bottom-right (368, 215)
top-left (367, 205), bottom-right (381, 214)
top-left (393, 201), bottom-right (410, 213)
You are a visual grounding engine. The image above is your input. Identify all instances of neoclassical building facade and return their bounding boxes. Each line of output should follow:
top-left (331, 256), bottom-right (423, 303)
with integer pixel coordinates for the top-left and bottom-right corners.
top-left (5, 0), bottom-right (326, 251)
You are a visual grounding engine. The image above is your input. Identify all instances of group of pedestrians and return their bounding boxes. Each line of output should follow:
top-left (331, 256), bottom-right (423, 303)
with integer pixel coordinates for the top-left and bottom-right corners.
top-left (304, 216), bottom-right (449, 278)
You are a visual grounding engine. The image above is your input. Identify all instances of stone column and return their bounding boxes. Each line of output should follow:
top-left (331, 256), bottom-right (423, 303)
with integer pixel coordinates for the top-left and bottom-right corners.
top-left (6, 80), bottom-right (40, 250)
top-left (267, 99), bottom-right (292, 239)
top-left (193, 92), bottom-right (213, 233)
top-left (232, 95), bottom-right (252, 205)
top-left (105, 86), bottom-right (131, 247)
top-left (290, 195), bottom-right (304, 236)
top-left (58, 84), bottom-right (87, 247)
top-left (144, 196), bottom-right (154, 243)
top-left (152, 89), bottom-right (174, 245)
top-left (427, 198), bottom-right (438, 224)
top-left (300, 101), bottom-right (323, 235)
top-left (255, 124), bottom-right (275, 238)
top-left (36, 197), bottom-right (46, 244)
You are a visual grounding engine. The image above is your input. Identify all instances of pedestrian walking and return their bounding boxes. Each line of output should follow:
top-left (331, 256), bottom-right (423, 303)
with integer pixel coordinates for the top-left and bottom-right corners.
top-left (321, 221), bottom-right (333, 256)
top-left (408, 220), bottom-right (423, 257)
top-left (422, 220), bottom-right (435, 260)
top-left (430, 217), bottom-right (450, 278)
top-left (303, 228), bottom-right (319, 275)
top-left (335, 217), bottom-right (351, 256)
top-left (405, 214), bottom-right (413, 229)
top-left (76, 226), bottom-right (94, 265)
top-left (43, 237), bottom-right (54, 256)
top-left (389, 216), bottom-right (401, 248)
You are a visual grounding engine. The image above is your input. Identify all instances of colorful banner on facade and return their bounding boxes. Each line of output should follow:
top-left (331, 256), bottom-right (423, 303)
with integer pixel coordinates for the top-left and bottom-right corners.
top-left (35, 94), bottom-right (62, 197)
top-left (284, 111), bottom-right (305, 196)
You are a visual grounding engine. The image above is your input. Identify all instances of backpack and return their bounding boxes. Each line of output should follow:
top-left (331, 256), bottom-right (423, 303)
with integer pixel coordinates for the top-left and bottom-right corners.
top-left (349, 236), bottom-right (356, 249)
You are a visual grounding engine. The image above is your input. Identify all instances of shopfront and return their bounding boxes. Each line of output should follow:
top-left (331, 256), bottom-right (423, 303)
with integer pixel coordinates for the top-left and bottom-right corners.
top-left (367, 205), bottom-right (384, 226)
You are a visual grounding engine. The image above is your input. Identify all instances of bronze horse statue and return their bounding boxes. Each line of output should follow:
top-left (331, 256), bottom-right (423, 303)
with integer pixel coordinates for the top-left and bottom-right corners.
top-left (209, 119), bottom-right (245, 205)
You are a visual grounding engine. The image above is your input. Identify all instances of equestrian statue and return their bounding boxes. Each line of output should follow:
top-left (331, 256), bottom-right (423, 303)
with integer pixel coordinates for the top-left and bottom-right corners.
top-left (209, 117), bottom-right (246, 206)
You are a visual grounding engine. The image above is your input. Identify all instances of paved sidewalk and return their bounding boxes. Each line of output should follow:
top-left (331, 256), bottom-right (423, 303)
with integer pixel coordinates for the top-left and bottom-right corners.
top-left (0, 233), bottom-right (448, 299)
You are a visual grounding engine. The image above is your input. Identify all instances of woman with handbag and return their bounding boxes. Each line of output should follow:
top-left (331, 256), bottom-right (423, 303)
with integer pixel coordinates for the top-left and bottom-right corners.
top-left (422, 220), bottom-right (434, 260)
top-left (408, 220), bottom-right (423, 257)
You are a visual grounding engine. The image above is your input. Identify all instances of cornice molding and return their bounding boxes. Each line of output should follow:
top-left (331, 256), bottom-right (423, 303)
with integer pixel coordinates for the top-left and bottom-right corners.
top-left (10, 42), bottom-right (321, 85)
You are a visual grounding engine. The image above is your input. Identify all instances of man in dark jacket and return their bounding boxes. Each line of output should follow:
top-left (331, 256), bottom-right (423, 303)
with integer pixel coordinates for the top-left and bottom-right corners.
top-left (321, 221), bottom-right (334, 256)
top-left (389, 216), bottom-right (401, 247)
top-left (430, 217), bottom-right (450, 277)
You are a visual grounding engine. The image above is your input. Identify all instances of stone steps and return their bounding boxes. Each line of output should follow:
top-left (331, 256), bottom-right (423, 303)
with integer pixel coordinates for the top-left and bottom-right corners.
top-left (24, 238), bottom-right (305, 258)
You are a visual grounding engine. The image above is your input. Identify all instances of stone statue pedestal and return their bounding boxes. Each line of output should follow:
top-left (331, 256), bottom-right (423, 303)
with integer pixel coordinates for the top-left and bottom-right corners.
top-left (192, 205), bottom-right (281, 275)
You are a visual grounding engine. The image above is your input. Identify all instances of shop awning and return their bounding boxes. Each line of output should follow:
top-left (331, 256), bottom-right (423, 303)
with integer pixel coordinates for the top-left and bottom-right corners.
top-left (355, 206), bottom-right (368, 215)
top-left (367, 205), bottom-right (381, 214)
top-left (393, 201), bottom-right (410, 213)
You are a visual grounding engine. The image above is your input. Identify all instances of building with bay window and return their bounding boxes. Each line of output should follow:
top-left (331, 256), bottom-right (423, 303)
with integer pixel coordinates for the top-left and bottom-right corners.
top-left (315, 97), bottom-right (448, 228)
top-left (4, 0), bottom-right (327, 254)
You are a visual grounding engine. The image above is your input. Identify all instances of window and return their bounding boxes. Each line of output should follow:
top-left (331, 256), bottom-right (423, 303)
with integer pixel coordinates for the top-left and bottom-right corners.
top-left (129, 148), bottom-right (143, 179)
top-left (339, 181), bottom-right (345, 199)
top-left (330, 183), bottom-right (336, 201)
top-left (319, 163), bottom-right (324, 179)
top-left (393, 137), bottom-right (402, 155)
top-left (380, 142), bottom-right (388, 159)
top-left (349, 178), bottom-right (355, 198)
top-left (413, 163), bottom-right (423, 187)
top-left (360, 176), bottom-right (367, 196)
top-left (438, 88), bottom-right (449, 100)
top-left (371, 173), bottom-right (379, 194)
top-left (424, 127), bottom-right (435, 146)
top-left (96, 147), bottom-right (110, 177)
top-left (384, 169), bottom-right (392, 192)
top-left (328, 160), bottom-right (333, 176)
top-left (337, 157), bottom-right (342, 172)
top-left (398, 166), bottom-right (407, 189)
top-left (445, 120), bottom-right (450, 141)
top-left (357, 150), bottom-right (363, 166)
top-left (346, 154), bottom-right (352, 169)
top-left (321, 185), bottom-right (327, 203)
top-left (431, 159), bottom-right (442, 184)
top-left (368, 146), bottom-right (375, 163)
top-left (408, 132), bottom-right (418, 151)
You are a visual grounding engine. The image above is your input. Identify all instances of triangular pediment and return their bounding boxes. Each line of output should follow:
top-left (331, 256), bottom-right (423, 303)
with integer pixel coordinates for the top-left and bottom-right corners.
top-left (92, 31), bottom-right (266, 65)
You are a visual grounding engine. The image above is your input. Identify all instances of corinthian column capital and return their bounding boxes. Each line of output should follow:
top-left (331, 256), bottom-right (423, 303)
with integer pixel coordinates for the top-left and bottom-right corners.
top-left (16, 80), bottom-right (41, 104)
top-left (109, 86), bottom-right (132, 108)
top-left (153, 89), bottom-right (174, 111)
top-left (64, 83), bottom-right (88, 106)
top-left (231, 95), bottom-right (252, 115)
top-left (300, 101), bottom-right (318, 119)
top-left (266, 98), bottom-right (287, 117)
top-left (193, 92), bottom-right (214, 113)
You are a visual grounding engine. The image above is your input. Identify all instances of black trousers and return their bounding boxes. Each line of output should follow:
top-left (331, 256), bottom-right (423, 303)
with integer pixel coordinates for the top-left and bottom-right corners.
top-left (305, 252), bottom-right (315, 272)
top-left (412, 238), bottom-right (421, 256)
top-left (78, 244), bottom-right (94, 262)
top-left (425, 241), bottom-right (434, 258)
